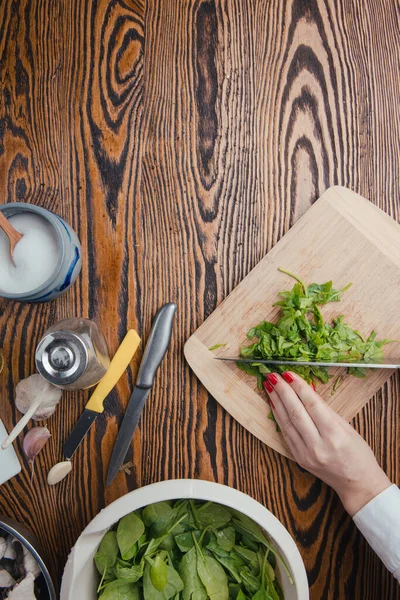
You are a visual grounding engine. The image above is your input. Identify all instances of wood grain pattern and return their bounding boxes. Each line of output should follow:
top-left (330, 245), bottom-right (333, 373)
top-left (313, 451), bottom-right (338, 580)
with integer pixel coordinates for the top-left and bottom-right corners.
top-left (0, 1), bottom-right (399, 598)
top-left (185, 186), bottom-right (400, 459)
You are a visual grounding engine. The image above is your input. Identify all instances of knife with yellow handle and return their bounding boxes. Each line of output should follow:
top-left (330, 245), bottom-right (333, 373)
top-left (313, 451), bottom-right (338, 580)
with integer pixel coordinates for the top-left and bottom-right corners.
top-left (63, 329), bottom-right (141, 460)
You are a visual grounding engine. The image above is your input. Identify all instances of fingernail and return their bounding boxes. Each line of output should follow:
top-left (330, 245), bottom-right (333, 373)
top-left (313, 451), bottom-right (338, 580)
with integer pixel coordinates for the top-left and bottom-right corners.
top-left (267, 373), bottom-right (278, 386)
top-left (263, 380), bottom-right (274, 394)
top-left (282, 372), bottom-right (294, 383)
top-left (311, 382), bottom-right (316, 391)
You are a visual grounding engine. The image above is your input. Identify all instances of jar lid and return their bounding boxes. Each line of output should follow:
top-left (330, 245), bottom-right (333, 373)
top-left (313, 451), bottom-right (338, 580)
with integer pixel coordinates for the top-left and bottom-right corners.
top-left (35, 331), bottom-right (88, 386)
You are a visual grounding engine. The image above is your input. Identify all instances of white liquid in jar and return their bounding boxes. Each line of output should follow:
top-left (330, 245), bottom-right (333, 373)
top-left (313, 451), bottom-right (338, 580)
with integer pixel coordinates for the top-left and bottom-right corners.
top-left (0, 213), bottom-right (60, 294)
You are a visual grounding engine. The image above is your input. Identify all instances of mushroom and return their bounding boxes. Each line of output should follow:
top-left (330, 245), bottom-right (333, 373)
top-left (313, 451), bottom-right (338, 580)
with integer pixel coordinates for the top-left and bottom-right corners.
top-left (0, 538), bottom-right (6, 560)
top-left (11, 542), bottom-right (25, 581)
top-left (3, 538), bottom-right (17, 561)
top-left (0, 567), bottom-right (15, 588)
top-left (6, 573), bottom-right (36, 599)
top-left (21, 547), bottom-right (40, 580)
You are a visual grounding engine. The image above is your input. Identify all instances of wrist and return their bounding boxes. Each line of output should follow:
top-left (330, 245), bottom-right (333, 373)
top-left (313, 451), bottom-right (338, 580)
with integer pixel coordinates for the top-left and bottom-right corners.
top-left (337, 471), bottom-right (392, 517)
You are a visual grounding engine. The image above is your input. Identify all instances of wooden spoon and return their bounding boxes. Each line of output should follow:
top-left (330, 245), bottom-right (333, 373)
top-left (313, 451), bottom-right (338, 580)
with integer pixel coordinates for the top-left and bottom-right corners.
top-left (0, 211), bottom-right (23, 263)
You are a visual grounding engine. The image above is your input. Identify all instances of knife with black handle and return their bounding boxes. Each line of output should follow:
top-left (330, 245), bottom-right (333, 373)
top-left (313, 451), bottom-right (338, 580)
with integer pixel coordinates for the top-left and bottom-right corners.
top-left (106, 303), bottom-right (177, 486)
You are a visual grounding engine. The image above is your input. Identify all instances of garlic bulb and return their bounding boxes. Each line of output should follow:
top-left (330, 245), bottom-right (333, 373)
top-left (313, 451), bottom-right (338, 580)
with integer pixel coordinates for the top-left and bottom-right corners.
top-left (2, 375), bottom-right (61, 449)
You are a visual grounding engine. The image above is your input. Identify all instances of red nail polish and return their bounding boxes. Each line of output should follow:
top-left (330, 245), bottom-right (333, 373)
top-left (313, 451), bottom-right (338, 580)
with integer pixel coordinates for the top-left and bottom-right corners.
top-left (282, 372), bottom-right (294, 383)
top-left (311, 382), bottom-right (316, 391)
top-left (263, 380), bottom-right (274, 393)
top-left (267, 373), bottom-right (278, 385)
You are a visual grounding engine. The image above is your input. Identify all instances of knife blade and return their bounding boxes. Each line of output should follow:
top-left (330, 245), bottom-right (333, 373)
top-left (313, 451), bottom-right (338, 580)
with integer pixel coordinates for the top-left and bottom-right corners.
top-left (106, 302), bottom-right (177, 486)
top-left (215, 357), bottom-right (400, 369)
top-left (63, 329), bottom-right (141, 460)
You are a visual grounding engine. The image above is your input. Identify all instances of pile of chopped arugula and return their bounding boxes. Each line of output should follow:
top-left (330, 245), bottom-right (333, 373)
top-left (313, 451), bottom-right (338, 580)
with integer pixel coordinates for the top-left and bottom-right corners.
top-left (94, 499), bottom-right (291, 600)
top-left (239, 269), bottom-right (392, 390)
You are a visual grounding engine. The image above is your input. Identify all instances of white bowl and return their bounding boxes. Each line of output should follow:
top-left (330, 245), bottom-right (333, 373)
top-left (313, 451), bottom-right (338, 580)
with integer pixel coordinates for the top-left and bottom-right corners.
top-left (61, 479), bottom-right (309, 599)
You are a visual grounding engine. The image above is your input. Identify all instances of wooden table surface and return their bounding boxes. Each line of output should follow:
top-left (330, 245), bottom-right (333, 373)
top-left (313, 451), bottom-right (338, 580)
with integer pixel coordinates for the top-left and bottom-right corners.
top-left (0, 1), bottom-right (399, 598)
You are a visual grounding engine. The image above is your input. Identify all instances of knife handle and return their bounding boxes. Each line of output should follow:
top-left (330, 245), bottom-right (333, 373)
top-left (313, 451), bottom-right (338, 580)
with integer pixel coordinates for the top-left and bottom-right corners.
top-left (85, 329), bottom-right (141, 413)
top-left (136, 303), bottom-right (177, 388)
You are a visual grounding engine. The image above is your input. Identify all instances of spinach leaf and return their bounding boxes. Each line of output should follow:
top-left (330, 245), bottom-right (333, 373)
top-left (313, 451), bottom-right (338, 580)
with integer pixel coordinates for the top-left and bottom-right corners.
top-left (228, 583), bottom-right (241, 599)
top-left (197, 502), bottom-right (232, 529)
top-left (196, 553), bottom-right (229, 600)
top-left (151, 555), bottom-right (169, 591)
top-left (146, 513), bottom-right (190, 557)
top-left (117, 558), bottom-right (134, 569)
top-left (206, 537), bottom-right (230, 559)
top-left (116, 564), bottom-right (144, 582)
top-left (144, 561), bottom-right (184, 600)
top-left (233, 546), bottom-right (258, 573)
top-left (160, 533), bottom-right (176, 552)
top-left (143, 502), bottom-right (173, 527)
top-left (230, 511), bottom-right (271, 549)
top-left (94, 531), bottom-right (119, 577)
top-left (209, 554), bottom-right (243, 584)
top-left (150, 507), bottom-right (182, 538)
top-left (240, 536), bottom-right (259, 553)
top-left (239, 567), bottom-right (260, 595)
top-left (267, 587), bottom-right (281, 600)
top-left (99, 581), bottom-right (140, 600)
top-left (175, 530), bottom-right (202, 553)
top-left (117, 513), bottom-right (145, 560)
top-left (251, 590), bottom-right (266, 600)
top-left (216, 527), bottom-right (236, 552)
top-left (179, 547), bottom-right (207, 600)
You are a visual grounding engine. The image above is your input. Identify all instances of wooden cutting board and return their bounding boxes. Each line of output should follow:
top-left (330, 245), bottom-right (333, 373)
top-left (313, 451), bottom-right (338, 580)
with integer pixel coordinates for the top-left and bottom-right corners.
top-left (184, 187), bottom-right (400, 460)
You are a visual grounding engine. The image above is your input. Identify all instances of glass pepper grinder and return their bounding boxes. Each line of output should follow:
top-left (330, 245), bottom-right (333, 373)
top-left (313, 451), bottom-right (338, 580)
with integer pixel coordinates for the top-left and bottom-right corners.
top-left (35, 318), bottom-right (110, 390)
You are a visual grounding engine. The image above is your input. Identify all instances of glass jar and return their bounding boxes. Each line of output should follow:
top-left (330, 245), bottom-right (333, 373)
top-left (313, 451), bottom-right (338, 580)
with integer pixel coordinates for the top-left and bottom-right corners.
top-left (35, 318), bottom-right (110, 390)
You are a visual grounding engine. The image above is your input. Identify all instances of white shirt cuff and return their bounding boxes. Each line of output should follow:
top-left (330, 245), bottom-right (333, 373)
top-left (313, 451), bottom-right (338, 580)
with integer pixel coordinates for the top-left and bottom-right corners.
top-left (353, 484), bottom-right (400, 577)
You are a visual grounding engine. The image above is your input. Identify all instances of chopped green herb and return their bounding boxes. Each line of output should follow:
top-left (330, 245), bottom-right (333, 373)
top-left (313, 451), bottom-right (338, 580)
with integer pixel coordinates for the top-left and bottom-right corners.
top-left (241, 269), bottom-right (393, 388)
top-left (268, 411), bottom-right (281, 432)
top-left (331, 376), bottom-right (342, 395)
top-left (209, 344), bottom-right (227, 351)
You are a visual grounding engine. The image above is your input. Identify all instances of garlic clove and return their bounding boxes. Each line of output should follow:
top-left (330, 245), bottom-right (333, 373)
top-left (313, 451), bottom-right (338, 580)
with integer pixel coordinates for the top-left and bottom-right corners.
top-left (47, 461), bottom-right (72, 485)
top-left (0, 566), bottom-right (16, 588)
top-left (23, 427), bottom-right (51, 462)
top-left (22, 427), bottom-right (51, 484)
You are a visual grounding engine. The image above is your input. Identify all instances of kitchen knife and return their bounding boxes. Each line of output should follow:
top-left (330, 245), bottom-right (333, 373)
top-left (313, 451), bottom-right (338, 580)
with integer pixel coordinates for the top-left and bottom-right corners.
top-left (106, 303), bottom-right (177, 486)
top-left (63, 329), bottom-right (141, 460)
top-left (215, 357), bottom-right (400, 369)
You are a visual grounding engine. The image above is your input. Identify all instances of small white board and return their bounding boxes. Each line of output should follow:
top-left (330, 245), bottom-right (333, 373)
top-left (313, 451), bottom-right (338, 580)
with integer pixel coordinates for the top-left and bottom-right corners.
top-left (0, 420), bottom-right (21, 485)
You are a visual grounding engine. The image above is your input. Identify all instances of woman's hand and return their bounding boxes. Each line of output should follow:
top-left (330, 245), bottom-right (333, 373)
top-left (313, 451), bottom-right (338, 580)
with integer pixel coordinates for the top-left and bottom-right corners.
top-left (264, 372), bottom-right (391, 516)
